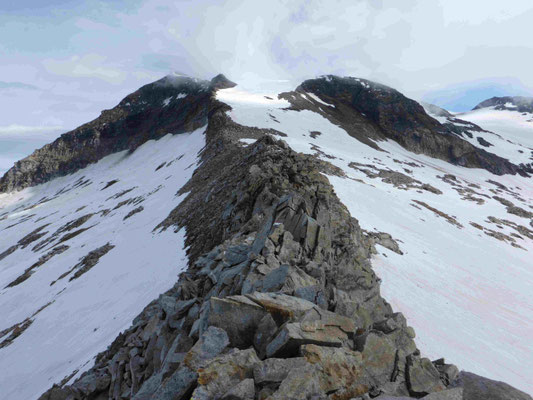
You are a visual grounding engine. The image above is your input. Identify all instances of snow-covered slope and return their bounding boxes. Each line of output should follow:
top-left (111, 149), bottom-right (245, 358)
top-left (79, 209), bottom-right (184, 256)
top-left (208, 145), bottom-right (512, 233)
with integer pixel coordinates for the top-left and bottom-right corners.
top-left (459, 107), bottom-right (533, 158)
top-left (0, 129), bottom-right (205, 400)
top-left (217, 83), bottom-right (533, 394)
top-left (423, 102), bottom-right (533, 168)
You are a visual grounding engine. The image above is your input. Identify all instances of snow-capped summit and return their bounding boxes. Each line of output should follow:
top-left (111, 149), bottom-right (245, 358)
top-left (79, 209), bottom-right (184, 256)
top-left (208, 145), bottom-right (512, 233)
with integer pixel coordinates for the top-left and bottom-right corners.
top-left (473, 96), bottom-right (533, 113)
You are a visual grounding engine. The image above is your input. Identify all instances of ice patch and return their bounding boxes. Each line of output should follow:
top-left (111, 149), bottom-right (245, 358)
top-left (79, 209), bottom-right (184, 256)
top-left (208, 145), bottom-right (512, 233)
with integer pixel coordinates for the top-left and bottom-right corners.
top-left (239, 138), bottom-right (257, 146)
top-left (305, 92), bottom-right (333, 107)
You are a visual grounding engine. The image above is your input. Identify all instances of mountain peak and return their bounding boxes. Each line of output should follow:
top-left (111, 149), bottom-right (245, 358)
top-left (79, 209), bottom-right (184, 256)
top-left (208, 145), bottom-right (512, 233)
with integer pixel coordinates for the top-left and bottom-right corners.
top-left (473, 95), bottom-right (533, 113)
top-left (210, 73), bottom-right (237, 89)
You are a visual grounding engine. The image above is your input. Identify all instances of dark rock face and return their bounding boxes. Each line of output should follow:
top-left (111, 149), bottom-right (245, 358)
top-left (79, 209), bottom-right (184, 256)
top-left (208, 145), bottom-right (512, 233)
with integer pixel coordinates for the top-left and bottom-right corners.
top-left (0, 75), bottom-right (216, 193)
top-left (292, 76), bottom-right (528, 176)
top-left (29, 75), bottom-right (532, 399)
top-left (451, 371), bottom-right (532, 400)
top-left (473, 96), bottom-right (533, 113)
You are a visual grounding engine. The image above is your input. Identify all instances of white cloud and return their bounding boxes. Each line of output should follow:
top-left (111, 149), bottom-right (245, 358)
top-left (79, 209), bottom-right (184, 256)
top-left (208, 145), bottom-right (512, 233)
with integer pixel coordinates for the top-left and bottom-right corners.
top-left (43, 54), bottom-right (127, 84)
top-left (0, 124), bottom-right (63, 138)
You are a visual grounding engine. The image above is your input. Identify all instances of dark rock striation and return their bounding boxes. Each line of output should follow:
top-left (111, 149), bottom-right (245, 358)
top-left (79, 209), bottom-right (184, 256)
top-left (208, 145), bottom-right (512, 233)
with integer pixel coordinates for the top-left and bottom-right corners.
top-left (37, 85), bottom-right (531, 399)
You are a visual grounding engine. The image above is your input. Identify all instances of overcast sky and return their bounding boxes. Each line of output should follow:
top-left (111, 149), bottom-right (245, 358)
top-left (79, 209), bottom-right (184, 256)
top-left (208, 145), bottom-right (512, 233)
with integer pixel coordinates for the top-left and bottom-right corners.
top-left (1, 0), bottom-right (533, 172)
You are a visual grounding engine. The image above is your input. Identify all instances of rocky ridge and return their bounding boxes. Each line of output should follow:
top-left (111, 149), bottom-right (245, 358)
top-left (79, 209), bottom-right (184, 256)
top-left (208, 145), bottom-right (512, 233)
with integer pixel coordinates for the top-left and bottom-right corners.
top-left (37, 87), bottom-right (532, 399)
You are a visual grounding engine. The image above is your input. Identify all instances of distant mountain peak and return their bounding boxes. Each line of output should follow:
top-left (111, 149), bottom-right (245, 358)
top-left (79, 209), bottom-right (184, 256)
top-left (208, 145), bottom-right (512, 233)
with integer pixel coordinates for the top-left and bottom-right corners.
top-left (473, 96), bottom-right (533, 113)
top-left (209, 73), bottom-right (236, 89)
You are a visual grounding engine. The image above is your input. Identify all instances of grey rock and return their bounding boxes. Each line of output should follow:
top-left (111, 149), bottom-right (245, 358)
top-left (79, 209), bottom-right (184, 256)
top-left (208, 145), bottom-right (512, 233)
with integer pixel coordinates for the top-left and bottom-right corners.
top-left (301, 344), bottom-right (369, 395)
top-left (406, 356), bottom-right (445, 396)
top-left (294, 285), bottom-right (328, 309)
top-left (245, 292), bottom-right (316, 324)
top-left (378, 381), bottom-right (411, 398)
top-left (208, 295), bottom-right (266, 348)
top-left (268, 363), bottom-right (323, 400)
top-left (355, 331), bottom-right (398, 386)
top-left (150, 367), bottom-right (197, 400)
top-left (451, 371), bottom-right (532, 400)
top-left (253, 313), bottom-right (278, 358)
top-left (192, 348), bottom-right (260, 400)
top-left (422, 387), bottom-right (463, 399)
top-left (433, 360), bottom-right (459, 385)
top-left (132, 373), bottom-right (163, 400)
top-left (373, 313), bottom-right (407, 334)
top-left (265, 304), bottom-right (355, 357)
top-left (266, 320), bottom-right (346, 358)
top-left (255, 264), bottom-right (318, 293)
top-left (253, 357), bottom-right (308, 384)
top-left (221, 378), bottom-right (255, 400)
top-left (184, 325), bottom-right (230, 370)
top-left (158, 295), bottom-right (178, 316)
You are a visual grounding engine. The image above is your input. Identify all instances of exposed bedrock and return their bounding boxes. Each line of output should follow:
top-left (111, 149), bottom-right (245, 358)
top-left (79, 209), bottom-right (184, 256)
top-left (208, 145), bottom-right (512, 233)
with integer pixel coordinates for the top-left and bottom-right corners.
top-left (38, 103), bottom-right (532, 399)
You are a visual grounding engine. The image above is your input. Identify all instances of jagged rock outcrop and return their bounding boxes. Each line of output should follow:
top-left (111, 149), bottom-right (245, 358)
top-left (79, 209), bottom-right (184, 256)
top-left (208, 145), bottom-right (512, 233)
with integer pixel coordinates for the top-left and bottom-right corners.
top-left (285, 76), bottom-right (528, 176)
top-left (37, 89), bottom-right (532, 399)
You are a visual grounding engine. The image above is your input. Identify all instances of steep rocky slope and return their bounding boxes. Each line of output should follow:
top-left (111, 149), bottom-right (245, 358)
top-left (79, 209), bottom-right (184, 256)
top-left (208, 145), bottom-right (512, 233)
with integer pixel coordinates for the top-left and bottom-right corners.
top-left (1, 74), bottom-right (531, 399)
top-left (288, 76), bottom-right (530, 176)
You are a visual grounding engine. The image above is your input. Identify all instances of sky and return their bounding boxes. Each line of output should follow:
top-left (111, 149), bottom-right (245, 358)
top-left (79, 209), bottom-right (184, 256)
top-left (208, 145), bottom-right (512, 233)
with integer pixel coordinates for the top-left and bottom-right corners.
top-left (1, 0), bottom-right (533, 173)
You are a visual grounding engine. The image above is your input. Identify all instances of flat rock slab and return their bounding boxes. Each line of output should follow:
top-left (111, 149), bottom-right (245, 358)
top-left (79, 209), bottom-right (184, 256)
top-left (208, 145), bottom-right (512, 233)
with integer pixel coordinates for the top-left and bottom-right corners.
top-left (422, 387), bottom-right (463, 399)
top-left (208, 296), bottom-right (266, 348)
top-left (253, 357), bottom-right (308, 384)
top-left (266, 321), bottom-right (347, 357)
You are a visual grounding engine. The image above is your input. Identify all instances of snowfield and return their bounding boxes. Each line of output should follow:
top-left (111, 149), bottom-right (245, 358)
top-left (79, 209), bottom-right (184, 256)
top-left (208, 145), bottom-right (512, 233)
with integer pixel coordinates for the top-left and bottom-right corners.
top-left (0, 128), bottom-right (205, 400)
top-left (427, 106), bottom-right (533, 167)
top-left (217, 85), bottom-right (533, 394)
top-left (1, 79), bottom-right (532, 399)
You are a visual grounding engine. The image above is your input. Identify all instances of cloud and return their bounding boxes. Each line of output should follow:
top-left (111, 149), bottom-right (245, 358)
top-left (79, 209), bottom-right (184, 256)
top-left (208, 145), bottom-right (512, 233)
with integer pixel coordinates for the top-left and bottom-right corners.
top-left (0, 124), bottom-right (64, 138)
top-left (43, 54), bottom-right (127, 84)
top-left (0, 81), bottom-right (39, 91)
top-left (1, 0), bottom-right (533, 133)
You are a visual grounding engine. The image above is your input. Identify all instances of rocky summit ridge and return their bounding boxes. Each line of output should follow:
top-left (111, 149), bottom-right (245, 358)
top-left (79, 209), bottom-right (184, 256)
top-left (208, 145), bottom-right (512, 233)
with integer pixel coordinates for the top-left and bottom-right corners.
top-left (0, 74), bottom-right (235, 193)
top-left (0, 74), bottom-right (531, 195)
top-left (1, 74), bottom-right (531, 400)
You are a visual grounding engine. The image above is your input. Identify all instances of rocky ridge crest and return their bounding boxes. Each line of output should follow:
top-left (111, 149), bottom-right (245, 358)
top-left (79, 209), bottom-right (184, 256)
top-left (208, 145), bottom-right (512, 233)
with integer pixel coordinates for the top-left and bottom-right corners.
top-left (38, 88), bottom-right (532, 400)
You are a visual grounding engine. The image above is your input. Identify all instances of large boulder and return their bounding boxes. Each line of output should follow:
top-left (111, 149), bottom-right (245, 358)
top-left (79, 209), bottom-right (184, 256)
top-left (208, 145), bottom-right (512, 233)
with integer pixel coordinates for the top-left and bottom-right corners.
top-left (253, 357), bottom-right (308, 384)
top-left (192, 348), bottom-right (260, 400)
top-left (406, 356), bottom-right (446, 397)
top-left (207, 296), bottom-right (267, 348)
